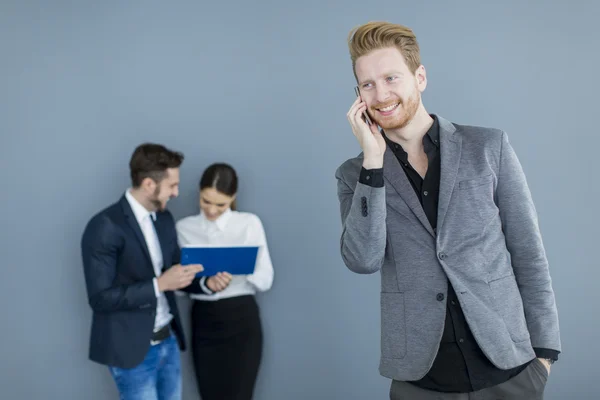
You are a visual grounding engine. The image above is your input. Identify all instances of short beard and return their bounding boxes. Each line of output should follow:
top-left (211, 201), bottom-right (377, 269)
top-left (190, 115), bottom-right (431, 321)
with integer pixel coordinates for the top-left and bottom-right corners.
top-left (373, 86), bottom-right (420, 130)
top-left (149, 186), bottom-right (163, 211)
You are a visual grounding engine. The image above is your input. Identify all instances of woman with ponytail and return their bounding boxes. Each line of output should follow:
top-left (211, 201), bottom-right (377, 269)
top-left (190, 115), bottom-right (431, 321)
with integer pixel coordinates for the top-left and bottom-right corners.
top-left (175, 162), bottom-right (274, 400)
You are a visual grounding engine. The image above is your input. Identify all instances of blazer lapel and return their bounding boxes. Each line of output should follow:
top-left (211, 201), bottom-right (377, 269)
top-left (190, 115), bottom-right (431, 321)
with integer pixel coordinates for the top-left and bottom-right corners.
top-left (152, 215), bottom-right (170, 272)
top-left (383, 146), bottom-right (435, 237)
top-left (436, 116), bottom-right (462, 233)
top-left (120, 196), bottom-right (154, 267)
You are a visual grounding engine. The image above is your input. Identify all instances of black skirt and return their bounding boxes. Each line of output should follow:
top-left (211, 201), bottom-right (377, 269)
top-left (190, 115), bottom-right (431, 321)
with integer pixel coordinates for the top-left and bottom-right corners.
top-left (191, 294), bottom-right (263, 400)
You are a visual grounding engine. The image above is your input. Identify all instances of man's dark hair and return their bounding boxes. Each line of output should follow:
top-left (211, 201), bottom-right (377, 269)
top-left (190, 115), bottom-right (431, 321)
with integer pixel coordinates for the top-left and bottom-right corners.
top-left (129, 143), bottom-right (184, 187)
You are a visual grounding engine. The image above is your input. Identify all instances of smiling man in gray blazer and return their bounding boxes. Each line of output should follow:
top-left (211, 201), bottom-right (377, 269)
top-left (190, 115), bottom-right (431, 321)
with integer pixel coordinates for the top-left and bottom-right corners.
top-left (335, 21), bottom-right (560, 399)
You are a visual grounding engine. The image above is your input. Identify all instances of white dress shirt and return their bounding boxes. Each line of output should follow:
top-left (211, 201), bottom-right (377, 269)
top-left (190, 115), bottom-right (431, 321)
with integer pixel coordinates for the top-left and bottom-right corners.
top-left (175, 208), bottom-right (274, 301)
top-left (125, 189), bottom-right (173, 331)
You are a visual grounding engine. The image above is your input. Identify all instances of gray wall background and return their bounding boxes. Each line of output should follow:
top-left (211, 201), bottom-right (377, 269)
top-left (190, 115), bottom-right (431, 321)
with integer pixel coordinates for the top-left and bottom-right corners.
top-left (1, 1), bottom-right (597, 399)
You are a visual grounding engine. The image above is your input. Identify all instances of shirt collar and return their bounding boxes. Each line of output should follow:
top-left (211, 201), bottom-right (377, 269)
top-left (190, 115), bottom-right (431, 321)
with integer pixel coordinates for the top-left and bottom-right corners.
top-left (125, 189), bottom-right (156, 223)
top-left (427, 114), bottom-right (440, 147)
top-left (200, 208), bottom-right (232, 231)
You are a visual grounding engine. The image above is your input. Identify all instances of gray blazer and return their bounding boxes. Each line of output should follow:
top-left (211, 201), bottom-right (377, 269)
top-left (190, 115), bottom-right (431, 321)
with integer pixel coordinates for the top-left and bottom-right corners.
top-left (335, 115), bottom-right (561, 381)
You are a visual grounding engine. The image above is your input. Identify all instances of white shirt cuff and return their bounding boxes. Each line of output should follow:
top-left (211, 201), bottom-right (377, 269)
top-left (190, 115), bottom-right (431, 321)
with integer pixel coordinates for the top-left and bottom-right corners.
top-left (199, 276), bottom-right (213, 294)
top-left (152, 278), bottom-right (160, 297)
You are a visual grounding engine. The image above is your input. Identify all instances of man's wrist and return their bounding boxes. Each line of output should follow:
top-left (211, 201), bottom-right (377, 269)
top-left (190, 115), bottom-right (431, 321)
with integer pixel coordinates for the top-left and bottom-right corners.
top-left (156, 277), bottom-right (167, 293)
top-left (362, 157), bottom-right (383, 169)
top-left (533, 347), bottom-right (559, 362)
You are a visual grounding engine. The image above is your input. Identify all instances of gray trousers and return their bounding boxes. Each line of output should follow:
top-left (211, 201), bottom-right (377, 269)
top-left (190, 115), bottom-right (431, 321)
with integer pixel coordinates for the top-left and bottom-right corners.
top-left (390, 358), bottom-right (549, 400)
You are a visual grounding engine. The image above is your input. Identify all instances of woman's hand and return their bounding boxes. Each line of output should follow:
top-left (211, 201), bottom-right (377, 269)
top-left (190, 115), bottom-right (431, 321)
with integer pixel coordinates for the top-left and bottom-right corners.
top-left (206, 272), bottom-right (233, 292)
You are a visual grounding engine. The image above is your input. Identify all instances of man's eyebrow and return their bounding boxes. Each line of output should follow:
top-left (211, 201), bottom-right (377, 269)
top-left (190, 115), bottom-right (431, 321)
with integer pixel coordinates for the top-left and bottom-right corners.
top-left (358, 71), bottom-right (404, 85)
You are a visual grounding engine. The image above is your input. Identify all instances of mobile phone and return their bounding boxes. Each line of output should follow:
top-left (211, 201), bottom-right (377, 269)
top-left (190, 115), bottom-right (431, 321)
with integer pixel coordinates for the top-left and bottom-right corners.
top-left (354, 86), bottom-right (372, 126)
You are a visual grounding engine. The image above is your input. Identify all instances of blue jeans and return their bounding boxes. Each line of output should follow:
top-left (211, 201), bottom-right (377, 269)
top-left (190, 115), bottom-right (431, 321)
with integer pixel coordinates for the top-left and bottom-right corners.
top-left (108, 335), bottom-right (182, 400)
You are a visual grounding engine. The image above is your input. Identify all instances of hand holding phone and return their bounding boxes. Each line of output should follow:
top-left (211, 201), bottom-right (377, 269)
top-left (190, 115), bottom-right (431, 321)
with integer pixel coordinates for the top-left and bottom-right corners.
top-left (354, 87), bottom-right (372, 126)
top-left (348, 87), bottom-right (385, 168)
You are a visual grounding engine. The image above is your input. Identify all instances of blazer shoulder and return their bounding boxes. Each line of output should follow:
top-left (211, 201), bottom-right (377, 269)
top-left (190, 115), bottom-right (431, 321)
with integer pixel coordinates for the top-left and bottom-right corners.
top-left (453, 122), bottom-right (506, 149)
top-left (88, 200), bottom-right (121, 224)
top-left (81, 202), bottom-right (122, 244)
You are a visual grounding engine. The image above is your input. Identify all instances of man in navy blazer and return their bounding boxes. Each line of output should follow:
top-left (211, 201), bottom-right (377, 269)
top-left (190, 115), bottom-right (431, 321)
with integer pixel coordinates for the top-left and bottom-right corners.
top-left (81, 143), bottom-right (204, 400)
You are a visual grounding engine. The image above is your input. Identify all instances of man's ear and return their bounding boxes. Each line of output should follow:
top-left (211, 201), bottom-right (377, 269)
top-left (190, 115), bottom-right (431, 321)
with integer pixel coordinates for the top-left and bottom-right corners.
top-left (140, 176), bottom-right (157, 192)
top-left (416, 64), bottom-right (427, 90)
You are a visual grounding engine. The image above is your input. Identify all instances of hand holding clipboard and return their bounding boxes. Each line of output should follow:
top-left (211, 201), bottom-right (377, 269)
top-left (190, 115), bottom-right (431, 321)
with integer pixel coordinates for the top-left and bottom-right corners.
top-left (180, 245), bottom-right (259, 277)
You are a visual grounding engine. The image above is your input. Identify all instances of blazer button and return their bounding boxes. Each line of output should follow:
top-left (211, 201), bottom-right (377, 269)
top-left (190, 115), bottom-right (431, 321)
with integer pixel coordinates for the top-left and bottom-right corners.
top-left (436, 293), bottom-right (444, 301)
top-left (438, 252), bottom-right (447, 260)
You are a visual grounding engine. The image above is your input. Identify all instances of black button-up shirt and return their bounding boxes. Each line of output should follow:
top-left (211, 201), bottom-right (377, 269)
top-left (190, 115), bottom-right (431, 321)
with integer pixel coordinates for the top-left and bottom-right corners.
top-left (358, 115), bottom-right (558, 393)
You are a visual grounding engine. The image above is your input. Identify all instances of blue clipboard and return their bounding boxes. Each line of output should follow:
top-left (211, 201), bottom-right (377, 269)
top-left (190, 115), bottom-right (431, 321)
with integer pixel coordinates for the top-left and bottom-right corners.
top-left (180, 245), bottom-right (259, 277)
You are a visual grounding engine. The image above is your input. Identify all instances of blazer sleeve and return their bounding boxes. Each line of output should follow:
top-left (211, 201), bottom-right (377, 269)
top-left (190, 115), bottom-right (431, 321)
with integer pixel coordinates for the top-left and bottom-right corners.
top-left (496, 131), bottom-right (561, 355)
top-left (81, 215), bottom-right (156, 312)
top-left (335, 161), bottom-right (387, 274)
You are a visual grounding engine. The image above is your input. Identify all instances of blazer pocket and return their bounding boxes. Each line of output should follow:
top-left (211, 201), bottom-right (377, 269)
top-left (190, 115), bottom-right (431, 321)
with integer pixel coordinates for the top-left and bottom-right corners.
top-left (380, 292), bottom-right (407, 359)
top-left (488, 275), bottom-right (531, 343)
top-left (458, 173), bottom-right (494, 190)
top-left (458, 173), bottom-right (498, 224)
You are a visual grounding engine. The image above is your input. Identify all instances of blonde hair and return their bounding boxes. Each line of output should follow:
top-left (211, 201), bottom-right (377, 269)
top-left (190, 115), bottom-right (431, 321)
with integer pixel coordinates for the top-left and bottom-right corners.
top-left (347, 21), bottom-right (421, 79)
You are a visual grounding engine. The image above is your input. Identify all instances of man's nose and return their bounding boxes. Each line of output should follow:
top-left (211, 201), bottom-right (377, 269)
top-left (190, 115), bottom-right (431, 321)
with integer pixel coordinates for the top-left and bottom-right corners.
top-left (375, 86), bottom-right (391, 103)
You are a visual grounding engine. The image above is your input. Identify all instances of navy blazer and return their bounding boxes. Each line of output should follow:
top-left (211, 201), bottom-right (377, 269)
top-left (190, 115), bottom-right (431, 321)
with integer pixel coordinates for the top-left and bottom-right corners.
top-left (81, 195), bottom-right (189, 369)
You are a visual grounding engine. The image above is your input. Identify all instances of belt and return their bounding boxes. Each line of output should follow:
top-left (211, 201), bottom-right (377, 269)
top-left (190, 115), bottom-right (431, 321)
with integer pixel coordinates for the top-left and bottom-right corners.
top-left (150, 324), bottom-right (171, 345)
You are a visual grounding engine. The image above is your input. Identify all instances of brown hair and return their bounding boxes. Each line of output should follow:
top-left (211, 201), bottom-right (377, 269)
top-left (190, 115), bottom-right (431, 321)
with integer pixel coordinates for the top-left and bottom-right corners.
top-left (199, 163), bottom-right (238, 211)
top-left (129, 143), bottom-right (184, 187)
top-left (347, 21), bottom-right (421, 79)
